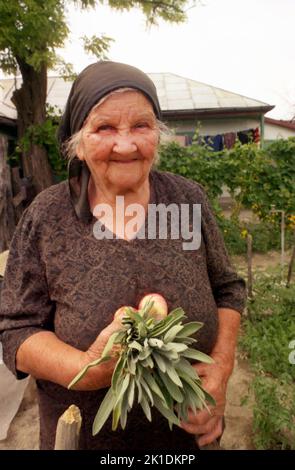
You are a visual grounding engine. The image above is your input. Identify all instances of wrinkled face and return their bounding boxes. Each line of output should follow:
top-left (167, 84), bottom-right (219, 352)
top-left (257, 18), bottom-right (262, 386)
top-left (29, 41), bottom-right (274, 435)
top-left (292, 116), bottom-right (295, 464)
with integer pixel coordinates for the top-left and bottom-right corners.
top-left (76, 90), bottom-right (159, 192)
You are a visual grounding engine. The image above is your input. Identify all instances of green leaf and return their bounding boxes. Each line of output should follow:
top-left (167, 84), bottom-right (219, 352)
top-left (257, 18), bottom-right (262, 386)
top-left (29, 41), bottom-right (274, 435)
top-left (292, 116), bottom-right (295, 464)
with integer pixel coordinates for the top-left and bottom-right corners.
top-left (176, 401), bottom-right (189, 422)
top-left (140, 355), bottom-right (154, 368)
top-left (139, 392), bottom-right (152, 422)
top-left (177, 371), bottom-right (213, 410)
top-left (176, 321), bottom-right (204, 338)
top-left (153, 395), bottom-right (180, 427)
top-left (176, 359), bottom-right (199, 380)
top-left (120, 392), bottom-right (129, 430)
top-left (135, 376), bottom-right (143, 403)
top-left (141, 370), bottom-right (166, 402)
top-left (68, 355), bottom-right (111, 389)
top-left (126, 309), bottom-right (145, 324)
top-left (114, 330), bottom-right (127, 344)
top-left (177, 337), bottom-right (197, 345)
top-left (114, 374), bottom-right (131, 406)
top-left (138, 345), bottom-right (152, 361)
top-left (152, 351), bottom-right (167, 372)
top-left (163, 324), bottom-right (184, 343)
top-left (181, 382), bottom-right (198, 414)
top-left (92, 388), bottom-right (116, 436)
top-left (127, 377), bottom-right (135, 409)
top-left (149, 338), bottom-right (164, 348)
top-left (158, 348), bottom-right (179, 361)
top-left (154, 373), bottom-right (174, 409)
top-left (165, 342), bottom-right (188, 353)
top-left (150, 309), bottom-right (185, 337)
top-left (165, 362), bottom-right (183, 388)
top-left (112, 398), bottom-right (122, 431)
top-left (181, 348), bottom-right (214, 364)
top-left (128, 340), bottom-right (143, 351)
top-left (140, 377), bottom-right (154, 405)
top-left (111, 355), bottom-right (126, 391)
top-left (158, 370), bottom-right (184, 403)
top-left (102, 331), bottom-right (122, 358)
top-left (127, 353), bottom-right (137, 375)
top-left (203, 389), bottom-right (216, 407)
top-left (137, 322), bottom-right (148, 337)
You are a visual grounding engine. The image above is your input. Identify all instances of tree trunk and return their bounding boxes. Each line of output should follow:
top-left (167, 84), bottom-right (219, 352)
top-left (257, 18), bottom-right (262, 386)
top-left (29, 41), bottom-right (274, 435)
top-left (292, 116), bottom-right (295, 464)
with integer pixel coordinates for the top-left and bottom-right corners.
top-left (0, 135), bottom-right (16, 251)
top-left (11, 58), bottom-right (54, 194)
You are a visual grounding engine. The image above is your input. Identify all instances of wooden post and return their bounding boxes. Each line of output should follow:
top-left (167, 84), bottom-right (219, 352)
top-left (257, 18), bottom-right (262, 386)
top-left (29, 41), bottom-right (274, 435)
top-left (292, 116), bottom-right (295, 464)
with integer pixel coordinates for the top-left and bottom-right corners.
top-left (54, 405), bottom-right (82, 450)
top-left (281, 210), bottom-right (285, 269)
top-left (0, 135), bottom-right (16, 251)
top-left (247, 234), bottom-right (253, 299)
top-left (286, 244), bottom-right (295, 288)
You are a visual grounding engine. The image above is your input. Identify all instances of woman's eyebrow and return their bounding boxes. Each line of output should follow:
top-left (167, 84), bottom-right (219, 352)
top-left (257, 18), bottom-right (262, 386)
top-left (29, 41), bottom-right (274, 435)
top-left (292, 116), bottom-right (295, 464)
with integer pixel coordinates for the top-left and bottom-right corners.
top-left (132, 111), bottom-right (155, 119)
top-left (88, 112), bottom-right (156, 126)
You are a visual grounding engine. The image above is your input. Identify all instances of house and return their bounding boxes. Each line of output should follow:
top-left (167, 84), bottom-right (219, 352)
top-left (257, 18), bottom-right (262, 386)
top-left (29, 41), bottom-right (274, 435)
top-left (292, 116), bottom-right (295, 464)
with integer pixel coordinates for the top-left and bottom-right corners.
top-left (149, 73), bottom-right (274, 148)
top-left (264, 117), bottom-right (295, 145)
top-left (0, 73), bottom-right (274, 150)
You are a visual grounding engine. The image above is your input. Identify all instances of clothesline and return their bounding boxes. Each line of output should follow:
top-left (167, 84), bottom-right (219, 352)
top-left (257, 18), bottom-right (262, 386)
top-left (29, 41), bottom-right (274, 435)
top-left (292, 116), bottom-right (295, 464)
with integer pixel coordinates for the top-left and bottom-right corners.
top-left (199, 127), bottom-right (260, 150)
top-left (171, 127), bottom-right (260, 150)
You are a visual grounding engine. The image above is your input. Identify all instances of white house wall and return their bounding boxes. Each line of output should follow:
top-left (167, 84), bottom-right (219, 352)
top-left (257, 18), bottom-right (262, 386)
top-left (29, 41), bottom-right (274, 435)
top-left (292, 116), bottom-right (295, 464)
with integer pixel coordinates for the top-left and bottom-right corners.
top-left (264, 123), bottom-right (295, 140)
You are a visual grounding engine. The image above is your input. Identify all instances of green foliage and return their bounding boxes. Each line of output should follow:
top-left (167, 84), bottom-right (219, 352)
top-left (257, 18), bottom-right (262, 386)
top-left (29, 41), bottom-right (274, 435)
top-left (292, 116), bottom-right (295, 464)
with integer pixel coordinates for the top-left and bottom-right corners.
top-left (82, 34), bottom-right (114, 60)
top-left (240, 138), bottom-right (295, 221)
top-left (103, 0), bottom-right (190, 25)
top-left (239, 269), bottom-right (295, 449)
top-left (0, 1), bottom-right (190, 75)
top-left (158, 142), bottom-right (225, 201)
top-left (216, 217), bottom-right (294, 255)
top-left (0, 1), bottom-right (68, 73)
top-left (19, 105), bottom-right (67, 181)
top-left (158, 138), bottom-right (295, 223)
top-left (251, 377), bottom-right (295, 450)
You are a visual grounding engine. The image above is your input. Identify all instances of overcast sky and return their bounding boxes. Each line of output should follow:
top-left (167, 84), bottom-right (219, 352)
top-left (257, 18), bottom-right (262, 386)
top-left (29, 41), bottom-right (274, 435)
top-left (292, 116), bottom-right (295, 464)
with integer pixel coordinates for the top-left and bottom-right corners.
top-left (4, 0), bottom-right (295, 119)
top-left (57, 0), bottom-right (295, 120)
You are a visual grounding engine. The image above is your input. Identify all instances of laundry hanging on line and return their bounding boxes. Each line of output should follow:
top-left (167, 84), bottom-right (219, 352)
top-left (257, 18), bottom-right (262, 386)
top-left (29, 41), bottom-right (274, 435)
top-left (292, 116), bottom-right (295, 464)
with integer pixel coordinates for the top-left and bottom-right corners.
top-left (200, 127), bottom-right (260, 150)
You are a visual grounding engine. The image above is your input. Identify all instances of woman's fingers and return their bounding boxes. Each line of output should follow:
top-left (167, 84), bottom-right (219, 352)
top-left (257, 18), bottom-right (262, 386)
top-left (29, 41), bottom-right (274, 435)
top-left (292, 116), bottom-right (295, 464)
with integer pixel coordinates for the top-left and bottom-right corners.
top-left (180, 414), bottom-right (219, 435)
top-left (196, 416), bottom-right (224, 447)
top-left (184, 407), bottom-right (212, 427)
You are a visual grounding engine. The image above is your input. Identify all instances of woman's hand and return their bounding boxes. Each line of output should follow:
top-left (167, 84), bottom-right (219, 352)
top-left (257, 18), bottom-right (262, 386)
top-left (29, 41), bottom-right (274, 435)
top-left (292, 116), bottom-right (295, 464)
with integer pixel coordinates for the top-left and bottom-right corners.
top-left (77, 313), bottom-right (124, 390)
top-left (180, 354), bottom-right (232, 447)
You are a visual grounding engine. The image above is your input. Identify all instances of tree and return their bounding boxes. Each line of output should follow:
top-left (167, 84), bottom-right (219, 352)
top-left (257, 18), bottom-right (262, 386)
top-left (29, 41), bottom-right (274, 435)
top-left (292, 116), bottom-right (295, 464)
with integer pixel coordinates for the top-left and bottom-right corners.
top-left (0, 0), bottom-right (192, 194)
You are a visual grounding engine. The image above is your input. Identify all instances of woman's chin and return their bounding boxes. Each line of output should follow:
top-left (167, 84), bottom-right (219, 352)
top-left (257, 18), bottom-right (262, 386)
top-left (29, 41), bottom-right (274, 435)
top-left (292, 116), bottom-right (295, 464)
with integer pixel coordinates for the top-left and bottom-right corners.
top-left (108, 169), bottom-right (148, 190)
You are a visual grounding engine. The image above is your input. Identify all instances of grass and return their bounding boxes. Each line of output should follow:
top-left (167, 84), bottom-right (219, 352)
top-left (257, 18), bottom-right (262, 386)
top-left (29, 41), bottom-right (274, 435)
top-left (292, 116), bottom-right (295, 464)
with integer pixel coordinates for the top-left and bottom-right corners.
top-left (239, 267), bottom-right (295, 449)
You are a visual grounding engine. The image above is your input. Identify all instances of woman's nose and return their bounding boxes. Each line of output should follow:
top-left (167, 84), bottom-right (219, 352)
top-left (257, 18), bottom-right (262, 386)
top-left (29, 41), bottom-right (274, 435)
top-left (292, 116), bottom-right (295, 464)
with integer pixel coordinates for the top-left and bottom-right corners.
top-left (112, 133), bottom-right (137, 155)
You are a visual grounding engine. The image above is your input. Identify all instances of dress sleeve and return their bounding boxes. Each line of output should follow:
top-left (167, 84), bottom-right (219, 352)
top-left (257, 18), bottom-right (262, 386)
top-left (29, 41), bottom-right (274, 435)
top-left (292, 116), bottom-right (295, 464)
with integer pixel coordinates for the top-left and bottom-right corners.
top-left (0, 205), bottom-right (55, 379)
top-left (200, 187), bottom-right (247, 314)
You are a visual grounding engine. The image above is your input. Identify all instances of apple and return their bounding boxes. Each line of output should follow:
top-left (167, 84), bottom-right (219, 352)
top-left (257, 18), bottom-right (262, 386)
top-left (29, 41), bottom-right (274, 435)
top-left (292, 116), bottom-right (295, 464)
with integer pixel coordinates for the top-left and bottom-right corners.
top-left (138, 293), bottom-right (168, 321)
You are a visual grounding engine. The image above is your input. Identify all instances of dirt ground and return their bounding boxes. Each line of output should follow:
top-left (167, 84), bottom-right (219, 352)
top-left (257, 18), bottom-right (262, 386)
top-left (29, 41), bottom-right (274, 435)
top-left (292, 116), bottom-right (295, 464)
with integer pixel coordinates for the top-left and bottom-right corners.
top-left (0, 249), bottom-right (293, 451)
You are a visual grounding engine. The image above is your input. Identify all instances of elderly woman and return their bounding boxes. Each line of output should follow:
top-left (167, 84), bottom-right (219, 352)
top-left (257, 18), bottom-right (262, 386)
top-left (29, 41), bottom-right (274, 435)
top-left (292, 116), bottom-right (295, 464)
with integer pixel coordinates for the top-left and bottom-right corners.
top-left (0, 61), bottom-right (246, 451)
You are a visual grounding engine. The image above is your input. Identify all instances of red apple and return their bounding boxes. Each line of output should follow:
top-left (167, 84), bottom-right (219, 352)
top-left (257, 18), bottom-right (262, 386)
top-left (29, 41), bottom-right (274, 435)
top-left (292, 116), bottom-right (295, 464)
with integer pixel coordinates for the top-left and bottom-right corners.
top-left (138, 293), bottom-right (168, 321)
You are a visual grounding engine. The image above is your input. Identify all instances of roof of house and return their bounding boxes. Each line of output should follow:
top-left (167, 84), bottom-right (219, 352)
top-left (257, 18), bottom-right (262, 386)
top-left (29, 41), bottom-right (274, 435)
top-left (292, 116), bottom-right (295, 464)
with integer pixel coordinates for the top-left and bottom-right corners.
top-left (0, 72), bottom-right (274, 121)
top-left (265, 117), bottom-right (295, 131)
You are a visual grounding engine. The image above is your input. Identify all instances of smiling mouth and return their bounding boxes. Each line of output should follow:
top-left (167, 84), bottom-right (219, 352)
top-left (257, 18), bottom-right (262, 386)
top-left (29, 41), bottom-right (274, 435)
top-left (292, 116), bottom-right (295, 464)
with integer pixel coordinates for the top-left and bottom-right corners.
top-left (110, 159), bottom-right (138, 164)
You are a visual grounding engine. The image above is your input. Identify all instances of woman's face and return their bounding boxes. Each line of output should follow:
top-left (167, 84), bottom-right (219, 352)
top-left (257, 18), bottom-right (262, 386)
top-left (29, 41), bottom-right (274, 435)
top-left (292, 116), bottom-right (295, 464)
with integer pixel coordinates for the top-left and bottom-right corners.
top-left (76, 90), bottom-right (159, 193)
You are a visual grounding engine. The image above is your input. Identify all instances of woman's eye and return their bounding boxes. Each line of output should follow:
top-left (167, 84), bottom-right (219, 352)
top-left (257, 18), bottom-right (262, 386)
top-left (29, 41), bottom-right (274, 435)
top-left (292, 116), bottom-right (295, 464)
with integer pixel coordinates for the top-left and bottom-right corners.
top-left (96, 125), bottom-right (114, 132)
top-left (134, 122), bottom-right (149, 129)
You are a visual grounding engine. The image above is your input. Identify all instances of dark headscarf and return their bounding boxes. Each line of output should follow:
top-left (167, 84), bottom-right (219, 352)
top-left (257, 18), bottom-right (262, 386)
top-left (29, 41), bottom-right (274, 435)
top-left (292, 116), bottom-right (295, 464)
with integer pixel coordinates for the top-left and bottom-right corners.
top-left (58, 60), bottom-right (162, 149)
top-left (59, 61), bottom-right (162, 223)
